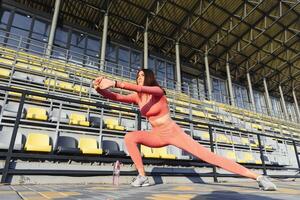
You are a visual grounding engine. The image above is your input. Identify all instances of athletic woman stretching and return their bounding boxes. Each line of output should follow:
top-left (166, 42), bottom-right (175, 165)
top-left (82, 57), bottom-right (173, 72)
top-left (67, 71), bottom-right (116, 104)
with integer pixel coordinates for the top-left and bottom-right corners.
top-left (93, 69), bottom-right (277, 191)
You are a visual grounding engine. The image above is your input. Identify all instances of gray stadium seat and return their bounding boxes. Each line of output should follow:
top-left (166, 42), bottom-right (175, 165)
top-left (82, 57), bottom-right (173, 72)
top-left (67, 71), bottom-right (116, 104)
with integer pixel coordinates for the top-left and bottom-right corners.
top-left (49, 109), bottom-right (69, 123)
top-left (2, 103), bottom-right (25, 118)
top-left (0, 132), bottom-right (24, 150)
top-left (102, 140), bottom-right (126, 156)
top-left (55, 136), bottom-right (81, 155)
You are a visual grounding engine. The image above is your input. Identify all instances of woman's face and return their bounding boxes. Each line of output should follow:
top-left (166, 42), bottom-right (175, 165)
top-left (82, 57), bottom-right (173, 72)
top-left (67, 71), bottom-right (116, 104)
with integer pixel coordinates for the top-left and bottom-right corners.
top-left (137, 70), bottom-right (145, 86)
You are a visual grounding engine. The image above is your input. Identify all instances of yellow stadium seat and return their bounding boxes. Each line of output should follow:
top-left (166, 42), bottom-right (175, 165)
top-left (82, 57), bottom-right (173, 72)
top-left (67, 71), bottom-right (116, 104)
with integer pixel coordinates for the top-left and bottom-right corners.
top-left (79, 138), bottom-right (103, 155)
top-left (44, 79), bottom-right (58, 87)
top-left (16, 62), bottom-right (30, 69)
top-left (237, 152), bottom-right (254, 163)
top-left (0, 68), bottom-right (10, 78)
top-left (241, 137), bottom-right (250, 146)
top-left (141, 145), bottom-right (160, 158)
top-left (29, 65), bottom-right (43, 72)
top-left (104, 118), bottom-right (125, 131)
top-left (153, 147), bottom-right (176, 159)
top-left (175, 107), bottom-right (188, 114)
top-left (26, 107), bottom-right (48, 121)
top-left (252, 124), bottom-right (262, 130)
top-left (201, 132), bottom-right (210, 140)
top-left (192, 110), bottom-right (205, 117)
top-left (74, 85), bottom-right (88, 94)
top-left (24, 133), bottom-right (52, 152)
top-left (27, 95), bottom-right (47, 101)
top-left (59, 81), bottom-right (73, 91)
top-left (44, 69), bottom-right (68, 78)
top-left (216, 134), bottom-right (232, 144)
top-left (69, 113), bottom-right (90, 126)
top-left (226, 151), bottom-right (237, 161)
top-left (0, 58), bottom-right (13, 65)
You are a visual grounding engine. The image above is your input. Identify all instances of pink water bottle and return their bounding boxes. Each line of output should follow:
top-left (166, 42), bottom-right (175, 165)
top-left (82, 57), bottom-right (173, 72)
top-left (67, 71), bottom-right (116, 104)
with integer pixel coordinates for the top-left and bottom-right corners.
top-left (112, 160), bottom-right (121, 186)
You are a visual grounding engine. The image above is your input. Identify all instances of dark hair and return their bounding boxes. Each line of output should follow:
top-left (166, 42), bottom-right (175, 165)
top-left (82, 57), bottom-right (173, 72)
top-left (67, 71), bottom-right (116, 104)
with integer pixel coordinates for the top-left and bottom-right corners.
top-left (136, 69), bottom-right (166, 94)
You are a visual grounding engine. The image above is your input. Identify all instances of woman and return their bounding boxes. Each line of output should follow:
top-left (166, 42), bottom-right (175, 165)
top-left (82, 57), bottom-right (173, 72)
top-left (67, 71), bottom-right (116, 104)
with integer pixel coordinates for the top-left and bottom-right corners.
top-left (93, 69), bottom-right (277, 190)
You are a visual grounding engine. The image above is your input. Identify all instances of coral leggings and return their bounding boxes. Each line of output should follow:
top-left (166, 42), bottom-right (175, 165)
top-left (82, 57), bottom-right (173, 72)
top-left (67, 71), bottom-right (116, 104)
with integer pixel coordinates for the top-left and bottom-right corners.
top-left (124, 119), bottom-right (256, 179)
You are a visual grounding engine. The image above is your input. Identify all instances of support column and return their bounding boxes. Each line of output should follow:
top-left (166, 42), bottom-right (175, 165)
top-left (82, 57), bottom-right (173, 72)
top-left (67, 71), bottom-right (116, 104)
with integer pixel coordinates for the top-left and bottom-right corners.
top-left (226, 55), bottom-right (235, 106)
top-left (46, 0), bottom-right (61, 56)
top-left (204, 47), bottom-right (212, 100)
top-left (100, 12), bottom-right (109, 71)
top-left (175, 41), bottom-right (181, 92)
top-left (279, 85), bottom-right (288, 120)
top-left (292, 89), bottom-right (300, 122)
top-left (143, 18), bottom-right (148, 69)
top-left (263, 78), bottom-right (272, 116)
top-left (247, 72), bottom-right (256, 111)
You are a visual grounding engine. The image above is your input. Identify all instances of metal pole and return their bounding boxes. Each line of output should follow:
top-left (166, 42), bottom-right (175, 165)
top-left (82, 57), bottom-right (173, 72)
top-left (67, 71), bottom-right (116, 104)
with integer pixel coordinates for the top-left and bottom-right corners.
top-left (257, 134), bottom-right (267, 175)
top-left (279, 85), bottom-right (288, 120)
top-left (292, 89), bottom-right (300, 122)
top-left (247, 72), bottom-right (256, 111)
top-left (292, 140), bottom-right (300, 170)
top-left (143, 18), bottom-right (148, 69)
top-left (208, 126), bottom-right (218, 182)
top-left (1, 93), bottom-right (26, 183)
top-left (204, 47), bottom-right (212, 100)
top-left (226, 54), bottom-right (235, 106)
top-left (175, 41), bottom-right (181, 92)
top-left (46, 0), bottom-right (61, 56)
top-left (100, 12), bottom-right (109, 71)
top-left (263, 78), bottom-right (272, 116)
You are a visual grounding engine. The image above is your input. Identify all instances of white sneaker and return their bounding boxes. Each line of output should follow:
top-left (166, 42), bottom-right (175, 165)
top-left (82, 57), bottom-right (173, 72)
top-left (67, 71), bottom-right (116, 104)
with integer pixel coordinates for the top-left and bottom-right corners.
top-left (131, 175), bottom-right (150, 187)
top-left (256, 175), bottom-right (277, 191)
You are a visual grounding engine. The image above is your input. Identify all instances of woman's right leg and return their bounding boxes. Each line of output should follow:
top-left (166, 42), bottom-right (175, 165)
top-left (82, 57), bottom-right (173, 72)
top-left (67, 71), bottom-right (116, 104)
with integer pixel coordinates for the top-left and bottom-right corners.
top-left (124, 130), bottom-right (167, 176)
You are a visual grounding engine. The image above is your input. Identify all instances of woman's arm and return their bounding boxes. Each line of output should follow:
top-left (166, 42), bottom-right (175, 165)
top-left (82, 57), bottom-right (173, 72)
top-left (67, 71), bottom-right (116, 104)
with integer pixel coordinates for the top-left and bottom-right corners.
top-left (116, 81), bottom-right (164, 96)
top-left (96, 87), bottom-right (138, 104)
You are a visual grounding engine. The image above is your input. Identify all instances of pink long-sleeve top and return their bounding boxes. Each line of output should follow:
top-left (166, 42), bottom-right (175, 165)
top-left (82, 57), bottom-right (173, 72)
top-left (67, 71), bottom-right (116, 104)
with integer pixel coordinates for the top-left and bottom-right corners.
top-left (96, 81), bottom-right (169, 122)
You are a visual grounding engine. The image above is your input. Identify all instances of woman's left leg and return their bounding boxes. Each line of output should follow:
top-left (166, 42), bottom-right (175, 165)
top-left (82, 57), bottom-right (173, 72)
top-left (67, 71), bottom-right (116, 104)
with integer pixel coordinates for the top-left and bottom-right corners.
top-left (166, 122), bottom-right (259, 179)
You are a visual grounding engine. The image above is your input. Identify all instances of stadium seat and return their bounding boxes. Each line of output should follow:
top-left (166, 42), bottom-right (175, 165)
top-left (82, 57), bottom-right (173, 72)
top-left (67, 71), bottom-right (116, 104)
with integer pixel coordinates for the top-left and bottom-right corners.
top-left (237, 151), bottom-right (255, 163)
top-left (24, 133), bottom-right (52, 152)
top-left (0, 68), bottom-right (10, 78)
top-left (0, 58), bottom-right (13, 65)
top-left (73, 85), bottom-right (88, 94)
top-left (59, 81), bottom-right (73, 91)
top-left (153, 147), bottom-right (176, 159)
top-left (90, 116), bottom-right (103, 128)
top-left (69, 113), bottom-right (90, 126)
top-left (2, 103), bottom-right (25, 118)
top-left (141, 145), bottom-right (160, 158)
top-left (241, 137), bottom-right (250, 146)
top-left (200, 132), bottom-right (210, 141)
top-left (0, 132), bottom-right (23, 150)
top-left (102, 140), bottom-right (126, 156)
top-left (49, 109), bottom-right (69, 123)
top-left (55, 136), bottom-right (81, 155)
top-left (192, 110), bottom-right (205, 117)
top-left (104, 118), bottom-right (125, 130)
top-left (216, 134), bottom-right (232, 144)
top-left (225, 150), bottom-right (237, 161)
top-left (45, 79), bottom-right (58, 88)
top-left (78, 138), bottom-right (103, 155)
top-left (13, 71), bottom-right (29, 81)
top-left (25, 107), bottom-right (48, 121)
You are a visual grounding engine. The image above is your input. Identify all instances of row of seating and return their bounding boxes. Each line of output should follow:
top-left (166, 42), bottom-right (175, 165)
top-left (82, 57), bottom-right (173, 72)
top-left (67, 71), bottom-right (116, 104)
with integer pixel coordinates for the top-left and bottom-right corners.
top-left (1, 104), bottom-right (126, 130)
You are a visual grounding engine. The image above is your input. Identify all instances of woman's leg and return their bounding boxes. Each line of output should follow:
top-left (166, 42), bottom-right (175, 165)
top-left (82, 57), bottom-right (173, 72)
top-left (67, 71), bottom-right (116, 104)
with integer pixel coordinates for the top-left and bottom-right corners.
top-left (124, 130), bottom-right (167, 176)
top-left (167, 123), bottom-right (259, 179)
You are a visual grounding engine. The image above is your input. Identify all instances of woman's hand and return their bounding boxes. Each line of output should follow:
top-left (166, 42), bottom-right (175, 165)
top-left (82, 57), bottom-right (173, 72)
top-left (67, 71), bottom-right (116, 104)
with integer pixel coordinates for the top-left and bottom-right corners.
top-left (93, 76), bottom-right (115, 90)
top-left (93, 76), bottom-right (104, 89)
top-left (98, 78), bottom-right (115, 89)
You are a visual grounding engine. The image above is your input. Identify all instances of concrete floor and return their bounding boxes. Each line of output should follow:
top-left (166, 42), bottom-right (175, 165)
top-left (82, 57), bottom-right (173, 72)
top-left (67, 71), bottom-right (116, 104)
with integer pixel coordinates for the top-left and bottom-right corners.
top-left (0, 179), bottom-right (299, 200)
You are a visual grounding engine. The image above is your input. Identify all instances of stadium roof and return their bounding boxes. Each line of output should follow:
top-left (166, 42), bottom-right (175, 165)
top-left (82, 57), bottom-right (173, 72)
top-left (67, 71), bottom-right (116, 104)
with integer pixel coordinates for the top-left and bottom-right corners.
top-left (12, 0), bottom-right (300, 101)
